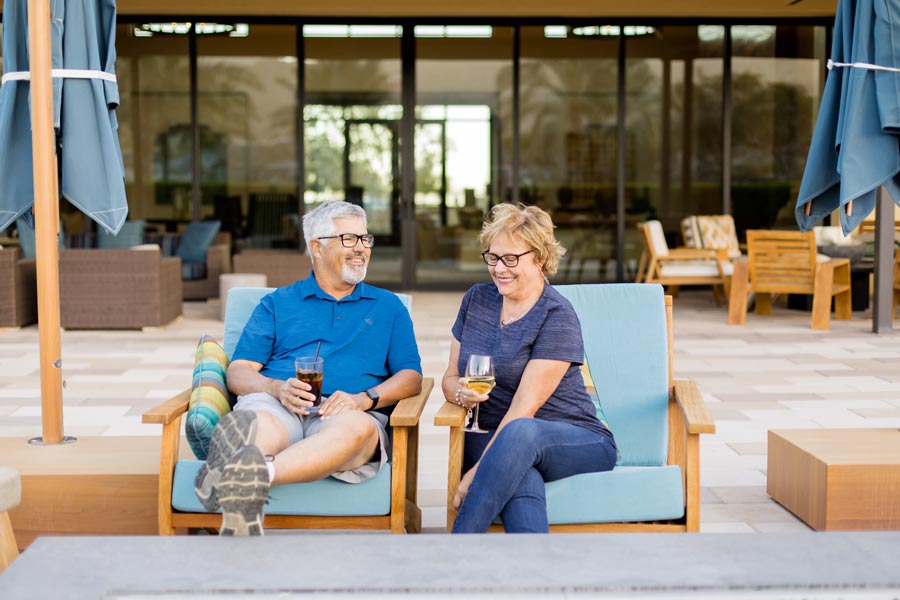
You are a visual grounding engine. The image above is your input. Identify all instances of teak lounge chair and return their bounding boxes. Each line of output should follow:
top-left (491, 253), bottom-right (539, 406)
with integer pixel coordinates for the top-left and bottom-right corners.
top-left (435, 283), bottom-right (715, 532)
top-left (143, 287), bottom-right (432, 534)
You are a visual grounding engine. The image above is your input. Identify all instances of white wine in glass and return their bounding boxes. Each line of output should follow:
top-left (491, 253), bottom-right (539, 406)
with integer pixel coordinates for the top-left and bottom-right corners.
top-left (463, 354), bottom-right (494, 433)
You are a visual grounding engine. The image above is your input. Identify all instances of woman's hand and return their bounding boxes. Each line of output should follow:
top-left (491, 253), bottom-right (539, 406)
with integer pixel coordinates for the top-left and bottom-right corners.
top-left (453, 465), bottom-right (478, 509)
top-left (454, 377), bottom-right (490, 409)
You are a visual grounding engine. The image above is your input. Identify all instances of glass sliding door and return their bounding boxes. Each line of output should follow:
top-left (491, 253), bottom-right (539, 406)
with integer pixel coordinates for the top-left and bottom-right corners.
top-left (520, 26), bottom-right (618, 282)
top-left (415, 26), bottom-right (514, 286)
top-left (304, 26), bottom-right (402, 286)
top-left (197, 25), bottom-right (299, 248)
top-left (114, 25), bottom-right (190, 234)
top-left (730, 25), bottom-right (825, 237)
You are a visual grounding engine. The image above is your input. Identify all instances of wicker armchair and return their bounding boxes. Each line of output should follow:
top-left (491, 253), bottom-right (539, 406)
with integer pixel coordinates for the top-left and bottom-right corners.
top-left (233, 248), bottom-right (311, 288)
top-left (59, 247), bottom-right (183, 329)
top-left (0, 248), bottom-right (36, 328)
top-left (181, 232), bottom-right (232, 301)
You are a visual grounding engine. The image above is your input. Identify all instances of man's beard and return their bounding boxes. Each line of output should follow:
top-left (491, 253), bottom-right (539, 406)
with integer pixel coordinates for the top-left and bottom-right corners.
top-left (341, 259), bottom-right (368, 285)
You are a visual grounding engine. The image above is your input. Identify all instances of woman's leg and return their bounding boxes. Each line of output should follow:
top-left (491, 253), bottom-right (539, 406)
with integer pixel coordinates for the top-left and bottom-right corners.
top-left (452, 418), bottom-right (616, 533)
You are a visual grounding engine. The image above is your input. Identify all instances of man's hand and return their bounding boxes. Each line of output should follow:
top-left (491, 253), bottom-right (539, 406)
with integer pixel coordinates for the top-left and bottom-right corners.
top-left (318, 390), bottom-right (368, 418)
top-left (274, 377), bottom-right (317, 415)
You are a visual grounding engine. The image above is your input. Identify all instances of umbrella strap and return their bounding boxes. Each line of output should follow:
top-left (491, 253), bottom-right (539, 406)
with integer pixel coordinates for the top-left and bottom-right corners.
top-left (1, 69), bottom-right (117, 85)
top-left (827, 59), bottom-right (900, 74)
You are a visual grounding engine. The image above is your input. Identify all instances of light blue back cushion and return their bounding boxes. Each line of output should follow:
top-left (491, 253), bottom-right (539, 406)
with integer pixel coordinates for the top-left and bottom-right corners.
top-left (176, 220), bottom-right (221, 264)
top-left (554, 284), bottom-right (669, 467)
top-left (97, 220), bottom-right (146, 249)
top-left (16, 217), bottom-right (65, 258)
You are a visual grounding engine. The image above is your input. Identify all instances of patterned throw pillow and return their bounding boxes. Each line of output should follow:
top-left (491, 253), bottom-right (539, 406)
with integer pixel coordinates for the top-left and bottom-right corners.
top-left (185, 335), bottom-right (234, 459)
top-left (579, 361), bottom-right (611, 432)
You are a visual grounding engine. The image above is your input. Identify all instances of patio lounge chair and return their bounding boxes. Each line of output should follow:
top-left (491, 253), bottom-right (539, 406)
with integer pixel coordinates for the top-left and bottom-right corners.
top-left (635, 220), bottom-right (732, 304)
top-left (142, 287), bottom-right (431, 534)
top-left (730, 230), bottom-right (851, 331)
top-left (0, 247), bottom-right (36, 328)
top-left (59, 246), bottom-right (183, 329)
top-left (435, 284), bottom-right (715, 532)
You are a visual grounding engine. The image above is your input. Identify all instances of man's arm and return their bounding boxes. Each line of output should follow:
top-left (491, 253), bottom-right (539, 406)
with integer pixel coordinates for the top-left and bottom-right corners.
top-left (323, 368), bottom-right (422, 415)
top-left (227, 359), bottom-right (317, 415)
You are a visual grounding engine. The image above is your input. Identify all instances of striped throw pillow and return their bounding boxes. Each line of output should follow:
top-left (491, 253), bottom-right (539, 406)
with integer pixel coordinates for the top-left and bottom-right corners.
top-left (185, 335), bottom-right (234, 459)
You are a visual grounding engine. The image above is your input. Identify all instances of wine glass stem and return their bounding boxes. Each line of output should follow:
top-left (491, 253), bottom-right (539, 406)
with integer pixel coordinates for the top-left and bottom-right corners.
top-left (471, 404), bottom-right (480, 429)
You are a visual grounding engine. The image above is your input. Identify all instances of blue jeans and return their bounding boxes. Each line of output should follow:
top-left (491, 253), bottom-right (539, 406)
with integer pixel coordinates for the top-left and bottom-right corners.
top-left (452, 418), bottom-right (617, 533)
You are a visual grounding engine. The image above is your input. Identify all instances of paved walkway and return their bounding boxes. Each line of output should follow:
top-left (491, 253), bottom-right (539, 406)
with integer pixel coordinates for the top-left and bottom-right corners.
top-left (1, 289), bottom-right (898, 533)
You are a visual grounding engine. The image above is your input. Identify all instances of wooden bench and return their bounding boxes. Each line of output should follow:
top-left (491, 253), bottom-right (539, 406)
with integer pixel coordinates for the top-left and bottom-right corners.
top-left (767, 429), bottom-right (900, 531)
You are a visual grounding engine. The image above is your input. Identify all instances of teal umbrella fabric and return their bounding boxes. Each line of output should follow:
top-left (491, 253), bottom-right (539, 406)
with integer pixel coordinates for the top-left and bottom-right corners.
top-left (0, 0), bottom-right (127, 235)
top-left (796, 0), bottom-right (900, 235)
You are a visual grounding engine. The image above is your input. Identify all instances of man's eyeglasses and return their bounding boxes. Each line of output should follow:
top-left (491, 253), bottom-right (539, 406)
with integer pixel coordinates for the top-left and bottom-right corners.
top-left (318, 233), bottom-right (376, 248)
top-left (481, 250), bottom-right (532, 267)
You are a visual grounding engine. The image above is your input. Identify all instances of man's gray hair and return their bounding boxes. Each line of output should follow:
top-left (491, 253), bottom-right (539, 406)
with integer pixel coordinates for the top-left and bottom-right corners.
top-left (302, 201), bottom-right (368, 256)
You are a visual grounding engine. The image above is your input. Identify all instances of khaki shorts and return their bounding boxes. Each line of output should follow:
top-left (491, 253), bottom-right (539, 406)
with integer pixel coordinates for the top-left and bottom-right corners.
top-left (233, 392), bottom-right (389, 484)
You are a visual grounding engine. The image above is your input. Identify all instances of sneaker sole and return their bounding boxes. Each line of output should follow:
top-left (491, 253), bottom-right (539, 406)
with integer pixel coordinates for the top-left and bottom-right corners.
top-left (195, 410), bottom-right (258, 511)
top-left (217, 445), bottom-right (270, 536)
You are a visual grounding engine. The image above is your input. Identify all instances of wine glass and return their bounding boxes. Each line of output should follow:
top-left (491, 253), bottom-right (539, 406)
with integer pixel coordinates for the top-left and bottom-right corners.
top-left (462, 354), bottom-right (494, 434)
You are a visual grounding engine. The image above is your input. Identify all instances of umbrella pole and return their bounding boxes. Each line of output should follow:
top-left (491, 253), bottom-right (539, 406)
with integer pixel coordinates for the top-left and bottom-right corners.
top-left (27, 0), bottom-right (70, 445)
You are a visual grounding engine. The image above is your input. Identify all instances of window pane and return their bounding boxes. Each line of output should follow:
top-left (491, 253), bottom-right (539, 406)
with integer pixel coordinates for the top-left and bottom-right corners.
top-left (520, 26), bottom-right (618, 282)
top-left (731, 25), bottom-right (826, 236)
top-left (198, 25), bottom-right (299, 248)
top-left (415, 27), bottom-right (514, 285)
top-left (115, 25), bottom-right (190, 233)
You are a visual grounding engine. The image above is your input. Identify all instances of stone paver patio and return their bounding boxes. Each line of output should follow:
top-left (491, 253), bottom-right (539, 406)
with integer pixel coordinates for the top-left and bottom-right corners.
top-left (1, 288), bottom-right (898, 533)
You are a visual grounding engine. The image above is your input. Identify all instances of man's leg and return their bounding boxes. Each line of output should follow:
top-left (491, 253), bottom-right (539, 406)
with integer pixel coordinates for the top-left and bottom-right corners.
top-left (269, 411), bottom-right (380, 484)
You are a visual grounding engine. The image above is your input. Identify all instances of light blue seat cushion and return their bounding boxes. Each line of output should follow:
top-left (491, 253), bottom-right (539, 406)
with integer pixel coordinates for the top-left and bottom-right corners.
top-left (16, 217), bottom-right (65, 258)
top-left (97, 219), bottom-right (146, 249)
top-left (176, 220), bottom-right (221, 264)
top-left (172, 460), bottom-right (391, 516)
top-left (546, 466), bottom-right (685, 524)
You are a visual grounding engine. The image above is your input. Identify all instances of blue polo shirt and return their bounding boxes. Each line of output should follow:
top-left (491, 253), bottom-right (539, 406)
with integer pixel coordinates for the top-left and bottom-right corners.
top-left (232, 273), bottom-right (422, 397)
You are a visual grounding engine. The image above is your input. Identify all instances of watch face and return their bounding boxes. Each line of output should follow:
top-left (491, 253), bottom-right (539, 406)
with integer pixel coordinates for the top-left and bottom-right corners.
top-left (367, 388), bottom-right (379, 400)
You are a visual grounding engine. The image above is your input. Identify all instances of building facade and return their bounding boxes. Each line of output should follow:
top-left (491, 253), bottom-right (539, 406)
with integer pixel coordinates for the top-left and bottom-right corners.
top-left (0, 1), bottom-right (837, 289)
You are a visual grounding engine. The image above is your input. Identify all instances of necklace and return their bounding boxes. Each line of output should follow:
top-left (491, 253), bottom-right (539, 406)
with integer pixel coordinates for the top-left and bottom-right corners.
top-left (500, 294), bottom-right (541, 326)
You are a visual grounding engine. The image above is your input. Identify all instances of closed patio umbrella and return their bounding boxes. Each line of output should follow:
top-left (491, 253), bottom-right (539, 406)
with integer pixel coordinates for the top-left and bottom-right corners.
top-left (0, 0), bottom-right (127, 443)
top-left (0, 0), bottom-right (127, 234)
top-left (795, 0), bottom-right (900, 234)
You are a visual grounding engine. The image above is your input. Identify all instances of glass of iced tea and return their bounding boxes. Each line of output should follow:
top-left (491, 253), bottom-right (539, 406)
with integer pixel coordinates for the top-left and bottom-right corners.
top-left (294, 356), bottom-right (324, 412)
top-left (462, 354), bottom-right (494, 433)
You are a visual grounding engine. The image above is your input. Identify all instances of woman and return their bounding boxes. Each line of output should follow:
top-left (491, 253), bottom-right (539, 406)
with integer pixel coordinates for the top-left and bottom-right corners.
top-left (443, 203), bottom-right (617, 533)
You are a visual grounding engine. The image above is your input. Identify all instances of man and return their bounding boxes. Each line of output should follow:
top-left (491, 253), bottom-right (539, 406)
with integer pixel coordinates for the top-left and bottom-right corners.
top-left (195, 201), bottom-right (423, 535)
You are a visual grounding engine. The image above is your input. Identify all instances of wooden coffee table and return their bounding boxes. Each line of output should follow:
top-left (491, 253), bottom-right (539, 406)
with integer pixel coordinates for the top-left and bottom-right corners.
top-left (767, 428), bottom-right (900, 531)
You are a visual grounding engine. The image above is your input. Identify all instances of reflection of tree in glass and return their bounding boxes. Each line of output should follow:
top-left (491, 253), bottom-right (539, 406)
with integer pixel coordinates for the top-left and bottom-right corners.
top-left (678, 71), bottom-right (815, 183)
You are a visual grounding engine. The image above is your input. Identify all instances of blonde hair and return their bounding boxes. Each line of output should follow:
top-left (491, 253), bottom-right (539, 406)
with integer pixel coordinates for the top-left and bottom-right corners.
top-left (479, 203), bottom-right (566, 276)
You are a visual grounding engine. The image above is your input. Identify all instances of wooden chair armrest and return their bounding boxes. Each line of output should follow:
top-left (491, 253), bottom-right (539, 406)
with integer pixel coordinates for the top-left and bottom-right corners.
top-left (390, 377), bottom-right (434, 427)
top-left (142, 389), bottom-right (191, 425)
top-left (434, 401), bottom-right (467, 427)
top-left (673, 380), bottom-right (715, 435)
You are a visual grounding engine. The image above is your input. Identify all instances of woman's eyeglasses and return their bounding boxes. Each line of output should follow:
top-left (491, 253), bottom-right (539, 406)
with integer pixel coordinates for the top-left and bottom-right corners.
top-left (481, 250), bottom-right (532, 267)
top-left (318, 233), bottom-right (376, 248)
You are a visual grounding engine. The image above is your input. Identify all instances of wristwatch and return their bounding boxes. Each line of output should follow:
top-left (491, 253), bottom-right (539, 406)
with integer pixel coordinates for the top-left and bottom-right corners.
top-left (365, 387), bottom-right (380, 411)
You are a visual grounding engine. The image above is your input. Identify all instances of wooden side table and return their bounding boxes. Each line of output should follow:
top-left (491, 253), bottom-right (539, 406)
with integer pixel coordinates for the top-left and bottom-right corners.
top-left (767, 429), bottom-right (900, 531)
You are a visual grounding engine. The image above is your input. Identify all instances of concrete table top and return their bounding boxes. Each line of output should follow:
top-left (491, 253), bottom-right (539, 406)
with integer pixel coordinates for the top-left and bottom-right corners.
top-left (1, 532), bottom-right (899, 598)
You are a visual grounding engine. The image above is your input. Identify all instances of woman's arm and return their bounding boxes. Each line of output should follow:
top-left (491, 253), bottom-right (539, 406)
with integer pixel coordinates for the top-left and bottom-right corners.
top-left (441, 337), bottom-right (463, 403)
top-left (452, 357), bottom-right (570, 508)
